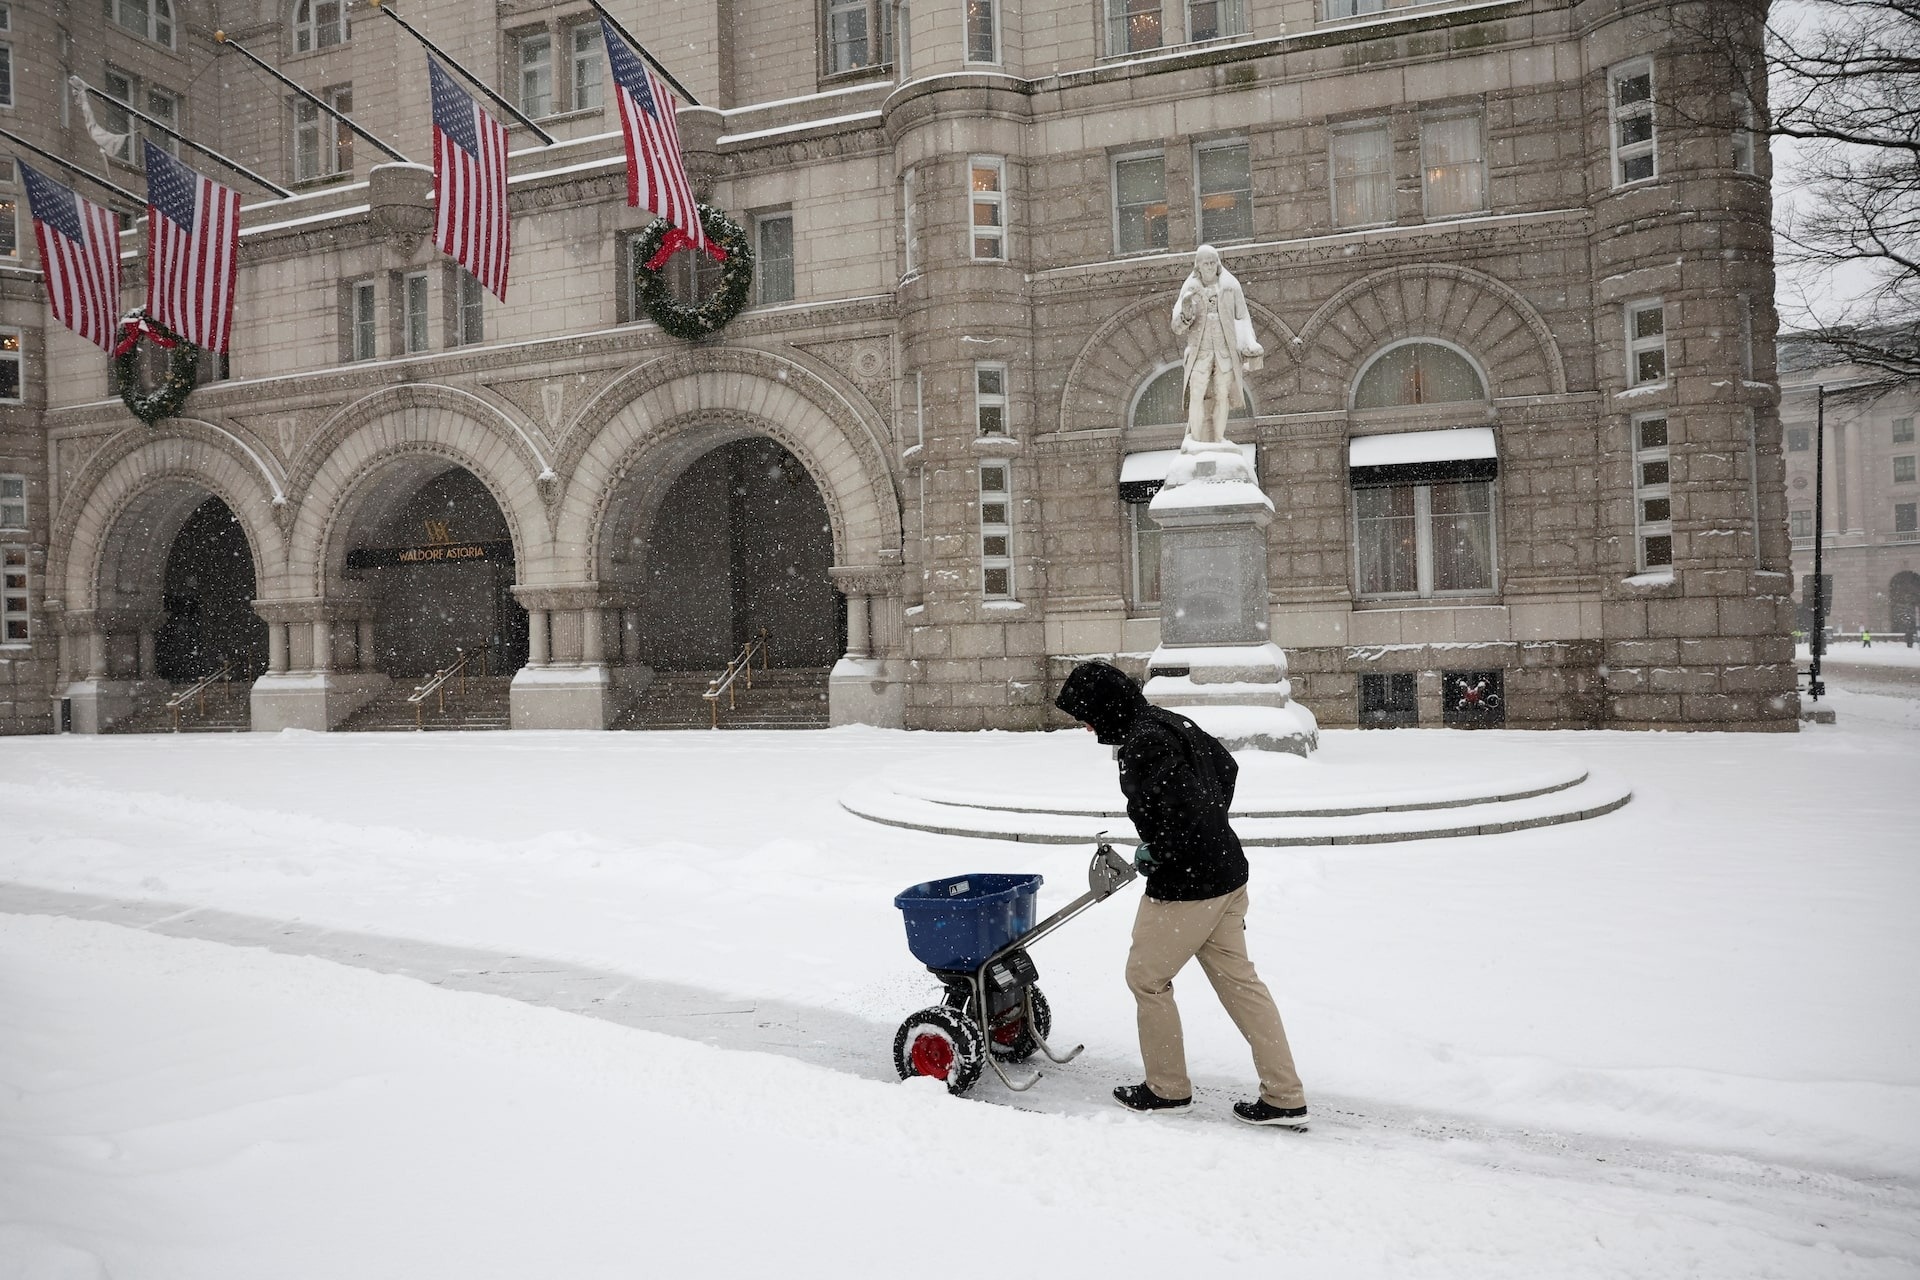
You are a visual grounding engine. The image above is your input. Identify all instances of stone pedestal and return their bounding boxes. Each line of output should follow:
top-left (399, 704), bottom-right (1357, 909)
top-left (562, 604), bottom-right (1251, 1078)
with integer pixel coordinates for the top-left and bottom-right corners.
top-left (1144, 440), bottom-right (1318, 756)
top-left (510, 664), bottom-right (616, 729)
top-left (830, 656), bottom-right (910, 727)
top-left (250, 671), bottom-right (391, 731)
top-left (61, 678), bottom-right (155, 734)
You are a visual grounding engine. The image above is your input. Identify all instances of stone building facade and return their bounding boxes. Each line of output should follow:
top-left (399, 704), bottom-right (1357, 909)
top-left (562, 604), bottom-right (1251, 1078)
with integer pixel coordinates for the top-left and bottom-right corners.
top-left (0, 0), bottom-right (1797, 735)
top-left (1777, 341), bottom-right (1920, 640)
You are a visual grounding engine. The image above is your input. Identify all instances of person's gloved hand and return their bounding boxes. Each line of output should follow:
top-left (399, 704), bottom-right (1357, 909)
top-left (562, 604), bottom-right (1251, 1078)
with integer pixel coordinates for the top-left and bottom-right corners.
top-left (1132, 843), bottom-right (1157, 873)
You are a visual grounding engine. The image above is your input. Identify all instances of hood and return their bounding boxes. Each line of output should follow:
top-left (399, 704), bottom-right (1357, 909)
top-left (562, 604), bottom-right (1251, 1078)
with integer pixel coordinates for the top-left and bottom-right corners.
top-left (1055, 660), bottom-right (1150, 745)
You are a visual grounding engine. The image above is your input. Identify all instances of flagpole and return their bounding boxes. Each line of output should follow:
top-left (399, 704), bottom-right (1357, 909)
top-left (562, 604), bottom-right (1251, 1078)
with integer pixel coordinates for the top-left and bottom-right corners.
top-left (584, 0), bottom-right (703, 106)
top-left (212, 30), bottom-right (413, 164)
top-left (0, 125), bottom-right (144, 211)
top-left (68, 76), bottom-right (292, 197)
top-left (365, 0), bottom-right (557, 145)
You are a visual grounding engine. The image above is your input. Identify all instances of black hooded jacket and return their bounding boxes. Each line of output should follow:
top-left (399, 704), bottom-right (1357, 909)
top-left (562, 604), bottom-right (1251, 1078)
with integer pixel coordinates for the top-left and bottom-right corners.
top-left (1055, 661), bottom-right (1248, 902)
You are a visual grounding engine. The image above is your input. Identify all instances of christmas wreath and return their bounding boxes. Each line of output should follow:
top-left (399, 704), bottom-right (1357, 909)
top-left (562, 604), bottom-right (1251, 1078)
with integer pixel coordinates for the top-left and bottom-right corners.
top-left (631, 205), bottom-right (754, 341)
top-left (113, 311), bottom-right (201, 426)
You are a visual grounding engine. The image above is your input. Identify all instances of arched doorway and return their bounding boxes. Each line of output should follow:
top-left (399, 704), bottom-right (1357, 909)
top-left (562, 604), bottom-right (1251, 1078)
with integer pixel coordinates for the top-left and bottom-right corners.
top-left (639, 436), bottom-right (842, 670)
top-left (342, 464), bottom-right (528, 678)
top-left (1892, 570), bottom-right (1920, 637)
top-left (155, 496), bottom-right (267, 678)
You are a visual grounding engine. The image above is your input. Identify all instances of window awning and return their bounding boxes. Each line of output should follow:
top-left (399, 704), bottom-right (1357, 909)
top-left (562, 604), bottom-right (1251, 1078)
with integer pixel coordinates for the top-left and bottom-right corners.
top-left (1348, 427), bottom-right (1498, 486)
top-left (1119, 444), bottom-right (1257, 503)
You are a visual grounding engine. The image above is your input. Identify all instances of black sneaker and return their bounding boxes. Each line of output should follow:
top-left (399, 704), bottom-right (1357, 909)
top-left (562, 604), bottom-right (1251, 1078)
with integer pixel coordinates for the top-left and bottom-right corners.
top-left (1233, 1099), bottom-right (1309, 1129)
top-left (1113, 1083), bottom-right (1193, 1113)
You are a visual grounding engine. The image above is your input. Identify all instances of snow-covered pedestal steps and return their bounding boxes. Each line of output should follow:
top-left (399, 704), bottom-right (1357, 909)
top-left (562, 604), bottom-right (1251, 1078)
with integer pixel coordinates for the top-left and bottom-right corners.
top-left (841, 730), bottom-right (1630, 845)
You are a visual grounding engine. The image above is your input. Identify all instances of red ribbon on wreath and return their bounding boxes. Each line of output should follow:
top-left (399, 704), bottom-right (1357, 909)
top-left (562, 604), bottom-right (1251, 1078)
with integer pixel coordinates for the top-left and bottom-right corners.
top-left (111, 314), bottom-right (180, 359)
top-left (643, 225), bottom-right (729, 272)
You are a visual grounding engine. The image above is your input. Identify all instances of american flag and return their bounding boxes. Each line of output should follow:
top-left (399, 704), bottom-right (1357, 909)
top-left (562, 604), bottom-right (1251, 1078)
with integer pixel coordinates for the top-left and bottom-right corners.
top-left (429, 59), bottom-right (511, 301)
top-left (142, 140), bottom-right (241, 354)
top-left (600, 17), bottom-right (707, 251)
top-left (20, 163), bottom-right (122, 352)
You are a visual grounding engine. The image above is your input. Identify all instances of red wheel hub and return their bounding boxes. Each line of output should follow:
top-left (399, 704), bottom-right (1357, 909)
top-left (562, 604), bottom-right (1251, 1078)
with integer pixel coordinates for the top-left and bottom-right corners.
top-left (909, 1031), bottom-right (954, 1079)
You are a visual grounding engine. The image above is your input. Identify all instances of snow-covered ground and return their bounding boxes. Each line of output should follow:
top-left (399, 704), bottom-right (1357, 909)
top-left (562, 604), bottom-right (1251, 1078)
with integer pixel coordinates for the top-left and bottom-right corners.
top-left (1801, 640), bottom-right (1920, 670)
top-left (4, 690), bottom-right (1919, 1277)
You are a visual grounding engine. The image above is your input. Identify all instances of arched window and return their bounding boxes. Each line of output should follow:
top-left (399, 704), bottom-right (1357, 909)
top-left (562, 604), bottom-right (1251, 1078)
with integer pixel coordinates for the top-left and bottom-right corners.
top-left (293, 0), bottom-right (350, 53)
top-left (1130, 363), bottom-right (1252, 428)
top-left (1353, 340), bottom-right (1486, 410)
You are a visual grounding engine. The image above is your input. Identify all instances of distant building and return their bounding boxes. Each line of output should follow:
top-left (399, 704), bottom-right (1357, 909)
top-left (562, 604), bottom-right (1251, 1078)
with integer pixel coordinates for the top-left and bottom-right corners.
top-left (1777, 338), bottom-right (1920, 639)
top-left (0, 0), bottom-right (1796, 735)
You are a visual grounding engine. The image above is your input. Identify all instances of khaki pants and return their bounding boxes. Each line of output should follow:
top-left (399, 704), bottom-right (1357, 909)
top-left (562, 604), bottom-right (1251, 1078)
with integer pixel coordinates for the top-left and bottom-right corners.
top-left (1126, 885), bottom-right (1304, 1108)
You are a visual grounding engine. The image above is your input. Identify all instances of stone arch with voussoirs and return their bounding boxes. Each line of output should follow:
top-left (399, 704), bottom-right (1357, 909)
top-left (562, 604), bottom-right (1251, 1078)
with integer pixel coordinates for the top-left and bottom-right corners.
top-left (1057, 292), bottom-right (1297, 435)
top-left (51, 421), bottom-right (291, 617)
top-left (1292, 263), bottom-right (1569, 409)
top-left (551, 348), bottom-right (903, 584)
top-left (285, 385), bottom-right (554, 600)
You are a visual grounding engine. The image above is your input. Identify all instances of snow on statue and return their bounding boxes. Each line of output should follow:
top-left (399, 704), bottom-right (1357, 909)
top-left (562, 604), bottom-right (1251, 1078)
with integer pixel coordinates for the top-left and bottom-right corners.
top-left (1171, 244), bottom-right (1264, 445)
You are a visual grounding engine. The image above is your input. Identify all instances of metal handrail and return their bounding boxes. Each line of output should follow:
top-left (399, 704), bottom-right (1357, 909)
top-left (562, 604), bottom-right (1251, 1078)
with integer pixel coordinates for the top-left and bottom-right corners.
top-left (165, 659), bottom-right (234, 732)
top-left (702, 629), bottom-right (772, 728)
top-left (407, 644), bottom-right (490, 729)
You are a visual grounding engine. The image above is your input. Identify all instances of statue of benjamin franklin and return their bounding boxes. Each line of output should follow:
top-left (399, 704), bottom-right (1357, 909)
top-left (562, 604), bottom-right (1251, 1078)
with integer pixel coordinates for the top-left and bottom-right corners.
top-left (1171, 245), bottom-right (1264, 445)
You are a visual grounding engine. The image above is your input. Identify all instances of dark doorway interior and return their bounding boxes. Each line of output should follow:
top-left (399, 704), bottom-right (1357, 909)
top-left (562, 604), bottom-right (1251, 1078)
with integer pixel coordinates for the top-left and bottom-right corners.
top-left (355, 467), bottom-right (529, 677)
top-left (155, 496), bottom-right (266, 679)
top-left (646, 437), bottom-right (843, 670)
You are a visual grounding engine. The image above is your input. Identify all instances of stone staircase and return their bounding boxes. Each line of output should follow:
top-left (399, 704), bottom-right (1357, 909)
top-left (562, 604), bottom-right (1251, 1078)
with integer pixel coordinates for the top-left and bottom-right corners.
top-left (107, 680), bottom-right (253, 734)
top-left (337, 675), bottom-right (515, 732)
top-left (616, 666), bottom-right (831, 730)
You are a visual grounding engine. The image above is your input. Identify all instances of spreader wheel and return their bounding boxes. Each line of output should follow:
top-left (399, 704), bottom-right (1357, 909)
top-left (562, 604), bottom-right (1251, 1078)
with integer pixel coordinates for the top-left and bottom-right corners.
top-left (893, 1006), bottom-right (985, 1095)
top-left (988, 985), bottom-right (1053, 1063)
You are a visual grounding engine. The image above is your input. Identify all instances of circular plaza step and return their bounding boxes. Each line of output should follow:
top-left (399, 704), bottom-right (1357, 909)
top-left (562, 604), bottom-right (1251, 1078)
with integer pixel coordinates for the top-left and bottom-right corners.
top-left (840, 729), bottom-right (1631, 846)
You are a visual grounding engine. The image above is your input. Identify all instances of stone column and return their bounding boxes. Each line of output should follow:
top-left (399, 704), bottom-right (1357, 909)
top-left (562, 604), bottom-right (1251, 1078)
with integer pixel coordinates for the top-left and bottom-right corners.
top-left (845, 593), bottom-right (871, 659)
top-left (581, 607), bottom-right (605, 665)
top-left (137, 627), bottom-right (156, 679)
top-left (87, 629), bottom-right (107, 679)
top-left (311, 618), bottom-right (333, 673)
top-left (358, 617), bottom-right (377, 670)
top-left (528, 609), bottom-right (550, 666)
top-left (268, 622), bottom-right (288, 674)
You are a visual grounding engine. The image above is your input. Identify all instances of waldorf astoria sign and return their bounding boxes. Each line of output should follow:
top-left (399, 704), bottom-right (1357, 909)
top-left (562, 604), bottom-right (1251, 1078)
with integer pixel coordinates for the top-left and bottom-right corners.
top-left (345, 539), bottom-right (513, 569)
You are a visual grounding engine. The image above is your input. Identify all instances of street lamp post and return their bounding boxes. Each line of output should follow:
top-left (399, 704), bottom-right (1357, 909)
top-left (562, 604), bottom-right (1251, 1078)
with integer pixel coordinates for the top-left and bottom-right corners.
top-left (1809, 384), bottom-right (1826, 701)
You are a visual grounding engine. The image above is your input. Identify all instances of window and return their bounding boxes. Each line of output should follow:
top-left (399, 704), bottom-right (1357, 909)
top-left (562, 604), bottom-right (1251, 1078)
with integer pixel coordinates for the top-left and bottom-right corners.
top-left (456, 271), bottom-right (484, 345)
top-left (110, 0), bottom-right (173, 45)
top-left (1331, 123), bottom-right (1392, 228)
top-left (1326, 0), bottom-right (1384, 17)
top-left (1126, 502), bottom-right (1162, 605)
top-left (1896, 456), bottom-right (1916, 484)
top-left (0, 39), bottom-right (12, 110)
top-left (902, 168), bottom-right (918, 276)
top-left (292, 0), bottom-right (346, 53)
top-left (103, 69), bottom-right (135, 163)
top-left (825, 0), bottom-right (891, 75)
top-left (1114, 152), bottom-right (1168, 254)
top-left (0, 172), bottom-right (15, 259)
top-left (1353, 341), bottom-right (1486, 409)
top-left (145, 87), bottom-right (180, 157)
top-left (756, 212), bottom-right (794, 304)
top-left (966, 0), bottom-right (998, 63)
top-left (1787, 427), bottom-right (1810, 452)
top-left (1442, 670), bottom-right (1504, 727)
top-left (1626, 300), bottom-right (1666, 386)
top-left (975, 363), bottom-right (1008, 436)
top-left (1195, 139), bottom-right (1252, 243)
top-left (1359, 672), bottom-right (1417, 728)
top-left (1895, 417), bottom-right (1915, 445)
top-left (1107, 0), bottom-right (1163, 55)
top-left (1354, 478), bottom-right (1496, 598)
top-left (1187, 0), bottom-right (1246, 41)
top-left (349, 280), bottom-right (377, 361)
top-left (1789, 509), bottom-right (1812, 540)
top-left (0, 474), bottom-right (22, 529)
top-left (1731, 91), bottom-right (1756, 174)
top-left (1421, 113), bottom-right (1486, 218)
top-left (970, 156), bottom-right (1006, 260)
top-left (979, 462), bottom-right (1014, 598)
top-left (1739, 294), bottom-right (1755, 380)
top-left (1633, 414), bottom-right (1673, 573)
top-left (1898, 503), bottom-right (1918, 536)
top-left (1, 547), bottom-right (26, 644)
top-left (294, 86), bottom-right (352, 182)
top-left (571, 24), bottom-right (603, 111)
top-left (519, 33), bottom-right (553, 118)
top-left (1611, 60), bottom-right (1657, 186)
top-left (403, 272), bottom-right (429, 354)
top-left (0, 328), bottom-right (19, 401)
